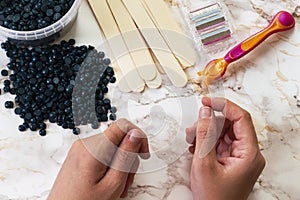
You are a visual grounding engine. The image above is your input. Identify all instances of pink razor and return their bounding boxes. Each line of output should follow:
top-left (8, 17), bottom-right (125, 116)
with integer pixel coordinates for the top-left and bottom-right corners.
top-left (198, 11), bottom-right (295, 85)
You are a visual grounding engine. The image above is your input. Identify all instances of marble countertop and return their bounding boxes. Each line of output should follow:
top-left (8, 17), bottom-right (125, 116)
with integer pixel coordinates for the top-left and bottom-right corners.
top-left (0, 0), bottom-right (300, 199)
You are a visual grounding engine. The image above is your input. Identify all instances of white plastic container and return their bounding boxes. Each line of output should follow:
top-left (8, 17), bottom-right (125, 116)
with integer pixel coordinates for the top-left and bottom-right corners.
top-left (0, 0), bottom-right (82, 46)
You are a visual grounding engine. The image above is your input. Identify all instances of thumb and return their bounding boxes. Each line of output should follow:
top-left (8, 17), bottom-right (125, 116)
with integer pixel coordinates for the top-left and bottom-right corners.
top-left (195, 106), bottom-right (218, 160)
top-left (95, 129), bottom-right (144, 199)
top-left (108, 129), bottom-right (144, 175)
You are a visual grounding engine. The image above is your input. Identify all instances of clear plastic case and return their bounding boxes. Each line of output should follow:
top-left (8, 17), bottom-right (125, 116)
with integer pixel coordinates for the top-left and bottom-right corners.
top-left (178, 0), bottom-right (237, 55)
top-left (0, 0), bottom-right (82, 46)
top-left (175, 0), bottom-right (238, 73)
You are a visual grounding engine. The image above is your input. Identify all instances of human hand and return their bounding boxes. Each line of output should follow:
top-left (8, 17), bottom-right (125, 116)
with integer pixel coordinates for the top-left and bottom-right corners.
top-left (48, 119), bottom-right (150, 200)
top-left (186, 97), bottom-right (265, 200)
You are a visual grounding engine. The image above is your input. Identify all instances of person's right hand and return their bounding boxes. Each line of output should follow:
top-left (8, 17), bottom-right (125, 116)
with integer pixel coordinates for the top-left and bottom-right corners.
top-left (186, 97), bottom-right (265, 200)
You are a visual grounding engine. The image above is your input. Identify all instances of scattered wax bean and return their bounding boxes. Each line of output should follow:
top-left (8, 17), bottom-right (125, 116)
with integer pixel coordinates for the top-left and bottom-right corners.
top-left (1, 39), bottom-right (117, 136)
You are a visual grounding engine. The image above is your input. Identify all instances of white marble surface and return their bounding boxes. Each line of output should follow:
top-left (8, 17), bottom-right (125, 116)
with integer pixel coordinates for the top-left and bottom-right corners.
top-left (0, 0), bottom-right (300, 199)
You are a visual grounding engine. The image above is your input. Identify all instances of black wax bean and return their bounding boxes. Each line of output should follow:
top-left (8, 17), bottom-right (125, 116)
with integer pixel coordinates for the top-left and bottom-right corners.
top-left (9, 88), bottom-right (16, 95)
top-left (18, 124), bottom-right (26, 132)
top-left (102, 86), bottom-right (108, 93)
top-left (53, 77), bottom-right (60, 84)
top-left (64, 57), bottom-right (72, 65)
top-left (25, 113), bottom-right (32, 120)
top-left (72, 128), bottom-right (80, 135)
top-left (54, 5), bottom-right (61, 13)
top-left (109, 77), bottom-right (116, 83)
top-left (1, 69), bottom-right (8, 76)
top-left (100, 114), bottom-right (108, 122)
top-left (3, 80), bottom-right (10, 86)
top-left (103, 58), bottom-right (111, 65)
top-left (14, 107), bottom-right (21, 114)
top-left (110, 107), bottom-right (117, 114)
top-left (40, 123), bottom-right (46, 130)
top-left (66, 122), bottom-right (74, 129)
top-left (109, 113), bottom-right (116, 121)
top-left (34, 110), bottom-right (42, 116)
top-left (23, 122), bottom-right (29, 129)
top-left (4, 101), bottom-right (14, 108)
top-left (30, 118), bottom-right (37, 124)
top-left (29, 123), bottom-right (37, 131)
top-left (91, 121), bottom-right (99, 129)
top-left (102, 78), bottom-right (109, 85)
top-left (39, 129), bottom-right (46, 136)
top-left (46, 9), bottom-right (54, 17)
top-left (103, 98), bottom-right (111, 105)
top-left (68, 39), bottom-right (75, 45)
top-left (62, 123), bottom-right (68, 129)
top-left (104, 104), bottom-right (112, 111)
top-left (1, 39), bottom-right (117, 136)
top-left (57, 85), bottom-right (64, 92)
top-left (17, 88), bottom-right (25, 95)
top-left (53, 13), bottom-right (62, 21)
top-left (9, 74), bottom-right (16, 81)
top-left (3, 86), bottom-right (10, 93)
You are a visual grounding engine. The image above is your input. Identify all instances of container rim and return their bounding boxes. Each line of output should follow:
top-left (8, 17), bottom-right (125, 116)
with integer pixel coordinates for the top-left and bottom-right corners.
top-left (0, 0), bottom-right (82, 41)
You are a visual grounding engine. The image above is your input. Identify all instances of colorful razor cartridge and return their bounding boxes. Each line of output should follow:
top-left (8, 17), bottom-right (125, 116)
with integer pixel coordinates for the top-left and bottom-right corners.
top-left (198, 11), bottom-right (295, 85)
top-left (189, 1), bottom-right (231, 45)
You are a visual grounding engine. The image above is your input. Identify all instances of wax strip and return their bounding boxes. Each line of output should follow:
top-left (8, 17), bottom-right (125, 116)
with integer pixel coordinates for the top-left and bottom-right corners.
top-left (88, 0), bottom-right (145, 92)
top-left (142, 0), bottom-right (197, 68)
top-left (106, 0), bottom-right (159, 82)
top-left (123, 0), bottom-right (187, 87)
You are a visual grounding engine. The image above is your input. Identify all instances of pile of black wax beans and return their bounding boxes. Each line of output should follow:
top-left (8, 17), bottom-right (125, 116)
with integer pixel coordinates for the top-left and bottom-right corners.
top-left (0, 0), bottom-right (75, 31)
top-left (0, 40), bottom-right (117, 136)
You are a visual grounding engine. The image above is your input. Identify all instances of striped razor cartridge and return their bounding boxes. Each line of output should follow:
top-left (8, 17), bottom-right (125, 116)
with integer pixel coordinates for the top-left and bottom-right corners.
top-left (188, 1), bottom-right (232, 46)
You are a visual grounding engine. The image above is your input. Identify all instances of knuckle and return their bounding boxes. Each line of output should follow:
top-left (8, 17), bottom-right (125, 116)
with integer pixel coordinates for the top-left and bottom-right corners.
top-left (193, 158), bottom-right (215, 171)
top-left (197, 120), bottom-right (212, 138)
top-left (117, 118), bottom-right (131, 125)
top-left (258, 152), bottom-right (266, 169)
top-left (239, 109), bottom-right (253, 122)
top-left (112, 150), bottom-right (138, 171)
top-left (116, 118), bottom-right (135, 133)
top-left (70, 139), bottom-right (83, 153)
top-left (131, 128), bottom-right (146, 139)
top-left (186, 135), bottom-right (195, 144)
top-left (69, 140), bottom-right (90, 161)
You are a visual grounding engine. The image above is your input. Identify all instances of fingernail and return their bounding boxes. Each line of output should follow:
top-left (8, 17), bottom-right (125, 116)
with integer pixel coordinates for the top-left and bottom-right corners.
top-left (129, 130), bottom-right (141, 143)
top-left (199, 107), bottom-right (212, 118)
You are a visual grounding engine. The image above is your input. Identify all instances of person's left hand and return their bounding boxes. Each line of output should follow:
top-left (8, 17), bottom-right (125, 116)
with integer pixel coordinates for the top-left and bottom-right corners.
top-left (48, 119), bottom-right (150, 200)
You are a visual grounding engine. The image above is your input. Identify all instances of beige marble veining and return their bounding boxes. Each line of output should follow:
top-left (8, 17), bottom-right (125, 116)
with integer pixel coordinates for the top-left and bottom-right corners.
top-left (0, 0), bottom-right (300, 199)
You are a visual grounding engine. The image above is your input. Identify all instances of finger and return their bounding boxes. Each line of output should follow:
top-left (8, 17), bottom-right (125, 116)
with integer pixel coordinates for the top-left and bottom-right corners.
top-left (80, 134), bottom-right (117, 172)
top-left (195, 106), bottom-right (218, 160)
top-left (96, 129), bottom-right (143, 199)
top-left (216, 117), bottom-right (233, 139)
top-left (80, 118), bottom-right (144, 172)
top-left (83, 119), bottom-right (149, 162)
top-left (216, 139), bottom-right (231, 157)
top-left (100, 129), bottom-right (144, 188)
top-left (186, 125), bottom-right (197, 144)
top-left (202, 97), bottom-right (258, 145)
top-left (120, 157), bottom-right (139, 198)
top-left (115, 119), bottom-right (150, 159)
top-left (103, 118), bottom-right (137, 146)
top-left (189, 145), bottom-right (195, 154)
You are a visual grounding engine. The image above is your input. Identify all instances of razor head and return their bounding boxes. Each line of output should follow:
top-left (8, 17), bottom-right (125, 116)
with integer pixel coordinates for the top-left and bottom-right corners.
top-left (197, 58), bottom-right (228, 85)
